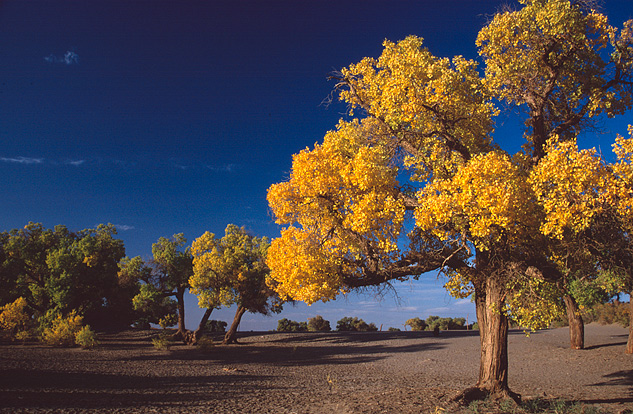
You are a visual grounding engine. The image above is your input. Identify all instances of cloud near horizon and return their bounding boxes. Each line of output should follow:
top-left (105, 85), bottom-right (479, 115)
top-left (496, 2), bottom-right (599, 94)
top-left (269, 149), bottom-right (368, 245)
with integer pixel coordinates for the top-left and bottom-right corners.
top-left (44, 51), bottom-right (79, 65)
top-left (0, 156), bottom-right (44, 164)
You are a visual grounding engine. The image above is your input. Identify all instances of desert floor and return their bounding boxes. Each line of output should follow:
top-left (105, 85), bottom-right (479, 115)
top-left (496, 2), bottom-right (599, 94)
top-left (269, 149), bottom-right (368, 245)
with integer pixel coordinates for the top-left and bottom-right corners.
top-left (0, 324), bottom-right (631, 413)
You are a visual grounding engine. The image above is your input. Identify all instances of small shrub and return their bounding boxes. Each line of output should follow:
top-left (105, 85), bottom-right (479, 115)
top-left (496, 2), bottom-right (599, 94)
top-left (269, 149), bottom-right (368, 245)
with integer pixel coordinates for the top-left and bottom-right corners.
top-left (75, 325), bottom-right (99, 349)
top-left (0, 297), bottom-right (32, 340)
top-left (388, 327), bottom-right (401, 332)
top-left (307, 315), bottom-right (331, 332)
top-left (41, 311), bottom-right (83, 347)
top-left (196, 336), bottom-right (214, 352)
top-left (205, 320), bottom-right (228, 333)
top-left (151, 332), bottom-right (171, 350)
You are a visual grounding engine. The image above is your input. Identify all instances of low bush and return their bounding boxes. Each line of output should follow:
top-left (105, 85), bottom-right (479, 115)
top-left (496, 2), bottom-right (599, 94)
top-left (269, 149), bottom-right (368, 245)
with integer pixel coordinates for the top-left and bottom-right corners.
top-left (75, 325), bottom-right (99, 349)
top-left (590, 301), bottom-right (629, 327)
top-left (205, 320), bottom-right (228, 333)
top-left (41, 311), bottom-right (84, 347)
top-left (0, 297), bottom-right (32, 340)
top-left (151, 332), bottom-right (171, 350)
top-left (196, 336), bottom-right (214, 352)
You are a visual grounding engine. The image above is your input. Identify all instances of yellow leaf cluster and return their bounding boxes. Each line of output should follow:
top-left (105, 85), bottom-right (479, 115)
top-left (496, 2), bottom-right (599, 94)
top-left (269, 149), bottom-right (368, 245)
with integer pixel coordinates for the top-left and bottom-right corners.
top-left (611, 126), bottom-right (633, 227)
top-left (478, 0), bottom-right (616, 114)
top-left (416, 151), bottom-right (537, 250)
top-left (266, 119), bottom-right (405, 301)
top-left (266, 227), bottom-right (347, 304)
top-left (339, 36), bottom-right (497, 180)
top-left (189, 225), bottom-right (269, 309)
top-left (0, 297), bottom-right (31, 334)
top-left (443, 269), bottom-right (474, 300)
top-left (529, 137), bottom-right (612, 238)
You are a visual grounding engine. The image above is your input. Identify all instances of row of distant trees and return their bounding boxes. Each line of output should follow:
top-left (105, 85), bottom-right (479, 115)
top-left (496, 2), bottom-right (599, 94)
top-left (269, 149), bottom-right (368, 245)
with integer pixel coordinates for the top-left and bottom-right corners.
top-left (277, 316), bottom-right (378, 332)
top-left (0, 222), bottom-right (281, 346)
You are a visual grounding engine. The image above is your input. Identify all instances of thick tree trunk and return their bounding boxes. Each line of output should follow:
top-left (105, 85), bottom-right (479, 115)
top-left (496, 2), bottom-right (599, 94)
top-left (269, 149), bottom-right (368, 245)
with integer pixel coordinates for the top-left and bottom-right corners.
top-left (223, 306), bottom-right (246, 345)
top-left (627, 295), bottom-right (633, 355)
top-left (455, 276), bottom-right (518, 404)
top-left (476, 277), bottom-right (510, 395)
top-left (563, 294), bottom-right (584, 350)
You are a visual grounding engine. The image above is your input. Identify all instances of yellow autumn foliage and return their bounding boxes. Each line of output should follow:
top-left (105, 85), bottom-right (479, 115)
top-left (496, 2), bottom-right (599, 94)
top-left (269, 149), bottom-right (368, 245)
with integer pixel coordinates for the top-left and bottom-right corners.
top-left (416, 151), bottom-right (538, 250)
top-left (529, 137), bottom-right (614, 238)
top-left (266, 0), bottom-right (633, 341)
top-left (190, 225), bottom-right (272, 310)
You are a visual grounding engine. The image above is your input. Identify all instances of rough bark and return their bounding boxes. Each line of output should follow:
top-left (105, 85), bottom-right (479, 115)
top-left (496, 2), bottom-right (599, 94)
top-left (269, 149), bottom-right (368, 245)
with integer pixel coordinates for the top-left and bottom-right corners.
top-left (171, 287), bottom-right (187, 341)
top-left (627, 296), bottom-right (633, 355)
top-left (223, 306), bottom-right (246, 345)
top-left (454, 276), bottom-right (518, 404)
top-left (180, 308), bottom-right (214, 345)
top-left (563, 294), bottom-right (585, 350)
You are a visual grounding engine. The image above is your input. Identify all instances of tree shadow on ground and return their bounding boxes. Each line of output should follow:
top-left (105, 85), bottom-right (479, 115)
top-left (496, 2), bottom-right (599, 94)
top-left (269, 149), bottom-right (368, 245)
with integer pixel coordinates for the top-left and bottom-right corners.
top-left (584, 341), bottom-right (628, 350)
top-left (582, 370), bottom-right (633, 406)
top-left (0, 368), bottom-right (272, 411)
top-left (129, 333), bottom-right (448, 367)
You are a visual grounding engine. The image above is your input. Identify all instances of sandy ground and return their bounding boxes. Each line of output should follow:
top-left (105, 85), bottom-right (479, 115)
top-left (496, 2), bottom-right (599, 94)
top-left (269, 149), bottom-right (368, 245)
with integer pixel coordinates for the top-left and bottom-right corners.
top-left (0, 324), bottom-right (631, 413)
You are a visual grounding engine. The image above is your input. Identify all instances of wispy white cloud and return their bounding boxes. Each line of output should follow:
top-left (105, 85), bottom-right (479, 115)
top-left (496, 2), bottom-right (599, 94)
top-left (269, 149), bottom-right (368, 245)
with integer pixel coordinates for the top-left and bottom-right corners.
top-left (66, 160), bottom-right (86, 166)
top-left (44, 51), bottom-right (79, 65)
top-left (170, 160), bottom-right (239, 173)
top-left (0, 156), bottom-right (44, 164)
top-left (113, 224), bottom-right (135, 231)
top-left (206, 163), bottom-right (238, 173)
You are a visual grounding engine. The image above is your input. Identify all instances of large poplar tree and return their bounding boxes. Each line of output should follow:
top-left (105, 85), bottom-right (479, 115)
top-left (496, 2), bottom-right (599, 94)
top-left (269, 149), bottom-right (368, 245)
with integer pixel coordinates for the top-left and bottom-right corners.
top-left (266, 0), bottom-right (632, 402)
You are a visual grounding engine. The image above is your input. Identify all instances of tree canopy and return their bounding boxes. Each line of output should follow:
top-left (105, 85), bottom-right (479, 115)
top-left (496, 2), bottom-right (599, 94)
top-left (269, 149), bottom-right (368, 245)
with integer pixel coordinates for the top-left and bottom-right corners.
top-left (0, 223), bottom-right (129, 331)
top-left (190, 224), bottom-right (282, 344)
top-left (266, 0), bottom-right (633, 400)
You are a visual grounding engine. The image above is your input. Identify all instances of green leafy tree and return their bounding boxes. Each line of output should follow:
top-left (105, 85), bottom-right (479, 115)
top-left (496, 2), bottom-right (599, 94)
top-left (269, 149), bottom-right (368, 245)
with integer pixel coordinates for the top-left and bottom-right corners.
top-left (190, 225), bottom-right (283, 344)
top-left (0, 223), bottom-right (128, 331)
top-left (336, 317), bottom-right (377, 332)
top-left (119, 234), bottom-right (202, 340)
top-left (405, 317), bottom-right (427, 331)
top-left (307, 315), bottom-right (331, 332)
top-left (277, 318), bottom-right (308, 332)
top-left (118, 256), bottom-right (176, 328)
top-left (150, 234), bottom-right (194, 339)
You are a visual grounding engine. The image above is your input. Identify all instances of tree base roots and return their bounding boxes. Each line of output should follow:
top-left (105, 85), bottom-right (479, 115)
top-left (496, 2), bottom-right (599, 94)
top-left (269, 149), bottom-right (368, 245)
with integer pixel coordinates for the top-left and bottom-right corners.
top-left (452, 386), bottom-right (521, 406)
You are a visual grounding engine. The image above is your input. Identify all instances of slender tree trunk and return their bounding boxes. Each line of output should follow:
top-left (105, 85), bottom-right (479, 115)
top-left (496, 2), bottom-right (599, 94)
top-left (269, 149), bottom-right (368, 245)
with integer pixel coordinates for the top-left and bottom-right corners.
top-left (627, 294), bottom-right (633, 355)
top-left (172, 287), bottom-right (187, 340)
top-left (193, 308), bottom-right (213, 342)
top-left (223, 305), bottom-right (246, 345)
top-left (563, 294), bottom-right (584, 350)
top-left (455, 276), bottom-right (517, 404)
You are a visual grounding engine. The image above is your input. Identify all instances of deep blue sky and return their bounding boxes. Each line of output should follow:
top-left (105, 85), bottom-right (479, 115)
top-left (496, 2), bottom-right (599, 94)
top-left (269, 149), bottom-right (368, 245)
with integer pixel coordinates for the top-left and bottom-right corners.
top-left (2, 1), bottom-right (632, 331)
